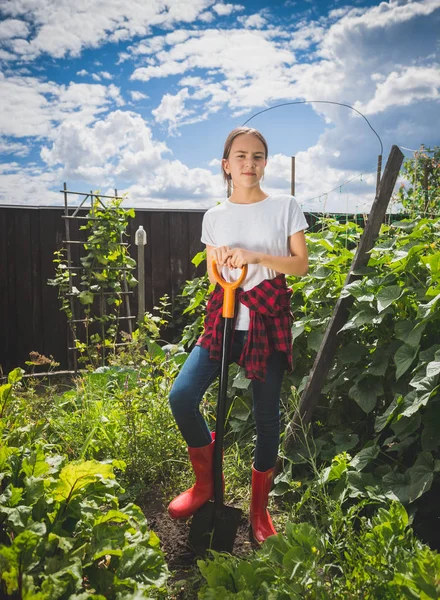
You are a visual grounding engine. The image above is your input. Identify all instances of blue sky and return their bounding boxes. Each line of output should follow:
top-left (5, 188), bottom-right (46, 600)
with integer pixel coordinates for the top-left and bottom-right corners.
top-left (0, 0), bottom-right (439, 213)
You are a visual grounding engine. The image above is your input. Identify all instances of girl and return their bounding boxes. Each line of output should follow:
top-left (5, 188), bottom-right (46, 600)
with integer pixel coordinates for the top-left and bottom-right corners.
top-left (168, 126), bottom-right (309, 543)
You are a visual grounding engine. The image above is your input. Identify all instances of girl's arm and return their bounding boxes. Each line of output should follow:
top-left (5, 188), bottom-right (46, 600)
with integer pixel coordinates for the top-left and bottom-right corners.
top-left (254, 231), bottom-right (308, 276)
top-left (218, 231), bottom-right (308, 276)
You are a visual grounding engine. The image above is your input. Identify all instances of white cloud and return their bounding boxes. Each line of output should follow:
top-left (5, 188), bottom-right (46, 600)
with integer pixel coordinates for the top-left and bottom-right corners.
top-left (131, 29), bottom-right (295, 85)
top-left (40, 110), bottom-right (170, 184)
top-left (355, 66), bottom-right (440, 114)
top-left (288, 22), bottom-right (324, 50)
top-left (0, 73), bottom-right (124, 138)
top-left (0, 18), bottom-right (29, 40)
top-left (77, 69), bottom-right (88, 76)
top-left (0, 0), bottom-right (216, 60)
top-left (212, 3), bottom-right (244, 17)
top-left (237, 13), bottom-right (268, 29)
top-left (152, 88), bottom-right (193, 133)
top-left (0, 137), bottom-right (30, 157)
top-left (130, 90), bottom-right (149, 101)
top-left (0, 167), bottom-right (61, 205)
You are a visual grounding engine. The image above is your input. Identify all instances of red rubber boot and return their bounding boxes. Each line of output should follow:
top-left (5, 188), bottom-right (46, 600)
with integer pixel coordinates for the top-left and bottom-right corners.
top-left (168, 435), bottom-right (215, 520)
top-left (250, 465), bottom-right (277, 543)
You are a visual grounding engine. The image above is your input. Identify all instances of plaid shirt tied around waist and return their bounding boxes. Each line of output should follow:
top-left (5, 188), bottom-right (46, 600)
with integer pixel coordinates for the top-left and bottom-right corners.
top-left (196, 274), bottom-right (293, 382)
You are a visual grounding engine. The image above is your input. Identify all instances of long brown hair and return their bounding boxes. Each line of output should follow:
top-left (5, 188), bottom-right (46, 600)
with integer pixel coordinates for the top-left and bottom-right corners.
top-left (222, 127), bottom-right (268, 184)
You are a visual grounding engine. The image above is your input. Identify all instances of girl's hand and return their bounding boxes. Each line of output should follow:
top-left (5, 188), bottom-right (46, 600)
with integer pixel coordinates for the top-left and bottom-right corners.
top-left (212, 246), bottom-right (233, 267)
top-left (212, 246), bottom-right (261, 269)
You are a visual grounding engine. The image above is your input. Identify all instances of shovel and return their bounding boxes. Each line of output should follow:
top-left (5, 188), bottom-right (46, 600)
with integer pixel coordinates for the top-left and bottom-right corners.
top-left (189, 259), bottom-right (248, 555)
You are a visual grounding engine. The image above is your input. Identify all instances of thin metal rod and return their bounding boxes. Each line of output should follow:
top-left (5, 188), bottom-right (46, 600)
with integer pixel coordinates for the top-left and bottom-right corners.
top-left (291, 156), bottom-right (296, 196)
top-left (214, 317), bottom-right (233, 509)
top-left (62, 240), bottom-right (128, 246)
top-left (68, 342), bottom-right (131, 351)
top-left (71, 316), bottom-right (136, 323)
top-left (59, 189), bottom-right (123, 199)
top-left (67, 291), bottom-right (133, 296)
top-left (62, 216), bottom-right (101, 221)
top-left (242, 100), bottom-right (383, 156)
top-left (66, 266), bottom-right (133, 272)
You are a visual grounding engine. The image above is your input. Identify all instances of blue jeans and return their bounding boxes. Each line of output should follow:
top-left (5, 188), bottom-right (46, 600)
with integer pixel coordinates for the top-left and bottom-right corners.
top-left (169, 330), bottom-right (286, 472)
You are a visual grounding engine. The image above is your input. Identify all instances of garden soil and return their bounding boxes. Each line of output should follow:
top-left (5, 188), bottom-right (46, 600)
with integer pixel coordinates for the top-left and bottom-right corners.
top-left (140, 488), bottom-right (257, 585)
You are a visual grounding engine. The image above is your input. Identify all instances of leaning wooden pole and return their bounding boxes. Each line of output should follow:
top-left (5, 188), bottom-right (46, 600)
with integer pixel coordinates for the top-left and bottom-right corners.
top-left (285, 145), bottom-right (404, 451)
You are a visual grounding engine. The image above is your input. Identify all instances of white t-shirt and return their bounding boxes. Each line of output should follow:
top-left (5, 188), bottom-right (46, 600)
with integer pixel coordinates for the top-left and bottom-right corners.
top-left (201, 194), bottom-right (308, 330)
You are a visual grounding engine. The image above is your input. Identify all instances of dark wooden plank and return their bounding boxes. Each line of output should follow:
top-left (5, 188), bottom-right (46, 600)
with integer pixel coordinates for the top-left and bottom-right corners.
top-left (188, 212), bottom-right (206, 279)
top-left (30, 209), bottom-right (43, 360)
top-left (6, 210), bottom-right (18, 372)
top-left (40, 209), bottom-right (68, 368)
top-left (169, 212), bottom-right (189, 304)
top-left (0, 208), bottom-right (9, 375)
top-left (15, 209), bottom-right (34, 367)
top-left (150, 212), bottom-right (170, 307)
top-left (285, 145), bottom-right (404, 448)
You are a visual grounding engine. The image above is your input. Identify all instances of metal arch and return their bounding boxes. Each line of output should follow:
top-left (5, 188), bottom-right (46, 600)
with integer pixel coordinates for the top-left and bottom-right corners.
top-left (241, 100), bottom-right (383, 156)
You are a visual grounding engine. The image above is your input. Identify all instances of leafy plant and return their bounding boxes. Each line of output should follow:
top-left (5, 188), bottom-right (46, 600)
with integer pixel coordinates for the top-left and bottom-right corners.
top-left (48, 196), bottom-right (137, 367)
top-left (0, 371), bottom-right (169, 599)
top-left (196, 501), bottom-right (440, 599)
top-left (397, 145), bottom-right (440, 218)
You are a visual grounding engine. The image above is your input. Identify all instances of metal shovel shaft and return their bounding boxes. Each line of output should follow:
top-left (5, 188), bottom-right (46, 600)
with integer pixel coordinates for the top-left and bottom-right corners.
top-left (213, 315), bottom-right (233, 509)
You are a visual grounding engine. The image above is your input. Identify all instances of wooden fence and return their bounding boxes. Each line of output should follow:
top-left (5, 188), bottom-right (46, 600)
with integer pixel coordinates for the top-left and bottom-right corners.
top-left (0, 205), bottom-right (377, 374)
top-left (1, 206), bottom-right (211, 373)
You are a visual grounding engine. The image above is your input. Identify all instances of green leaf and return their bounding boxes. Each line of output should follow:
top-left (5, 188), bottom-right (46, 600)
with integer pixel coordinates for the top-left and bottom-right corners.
top-left (400, 392), bottom-right (431, 419)
top-left (408, 452), bottom-right (434, 502)
top-left (367, 348), bottom-right (391, 377)
top-left (291, 320), bottom-right (305, 341)
top-left (79, 290), bottom-right (94, 304)
top-left (395, 320), bottom-right (427, 348)
top-left (232, 369), bottom-right (251, 390)
top-left (382, 471), bottom-right (411, 504)
top-left (394, 343), bottom-right (419, 380)
top-left (350, 442), bottom-right (380, 471)
top-left (338, 342), bottom-right (365, 365)
top-left (8, 368), bottom-right (24, 384)
top-left (191, 250), bottom-right (206, 267)
top-left (0, 530), bottom-right (41, 595)
top-left (376, 285), bottom-right (403, 312)
top-left (426, 361), bottom-right (440, 378)
top-left (307, 329), bottom-right (324, 352)
top-left (52, 461), bottom-right (115, 503)
top-left (417, 292), bottom-right (440, 319)
top-left (146, 340), bottom-right (165, 360)
top-left (21, 446), bottom-right (50, 478)
top-left (375, 395), bottom-right (402, 432)
top-left (117, 545), bottom-right (168, 587)
top-left (349, 378), bottom-right (382, 413)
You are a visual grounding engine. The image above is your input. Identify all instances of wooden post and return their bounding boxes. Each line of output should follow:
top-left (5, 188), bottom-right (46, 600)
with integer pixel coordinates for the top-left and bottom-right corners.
top-left (291, 156), bottom-right (295, 197)
top-left (285, 145), bottom-right (404, 450)
top-left (423, 164), bottom-right (429, 214)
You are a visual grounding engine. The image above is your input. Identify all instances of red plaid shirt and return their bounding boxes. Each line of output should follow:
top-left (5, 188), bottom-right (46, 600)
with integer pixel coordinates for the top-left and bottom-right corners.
top-left (196, 274), bottom-right (293, 381)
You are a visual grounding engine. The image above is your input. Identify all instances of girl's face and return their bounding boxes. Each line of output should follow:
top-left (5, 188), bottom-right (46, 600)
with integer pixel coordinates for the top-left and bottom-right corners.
top-left (222, 134), bottom-right (267, 188)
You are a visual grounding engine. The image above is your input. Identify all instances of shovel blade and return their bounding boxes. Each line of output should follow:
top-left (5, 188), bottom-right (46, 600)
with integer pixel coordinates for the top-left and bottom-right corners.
top-left (188, 500), bottom-right (242, 555)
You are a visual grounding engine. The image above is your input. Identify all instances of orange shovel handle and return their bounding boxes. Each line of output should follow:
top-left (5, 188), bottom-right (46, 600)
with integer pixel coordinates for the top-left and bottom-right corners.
top-left (212, 260), bottom-right (248, 318)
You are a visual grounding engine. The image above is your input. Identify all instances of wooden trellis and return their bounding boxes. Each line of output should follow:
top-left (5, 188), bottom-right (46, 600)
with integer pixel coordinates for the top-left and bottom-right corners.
top-left (61, 183), bottom-right (135, 371)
